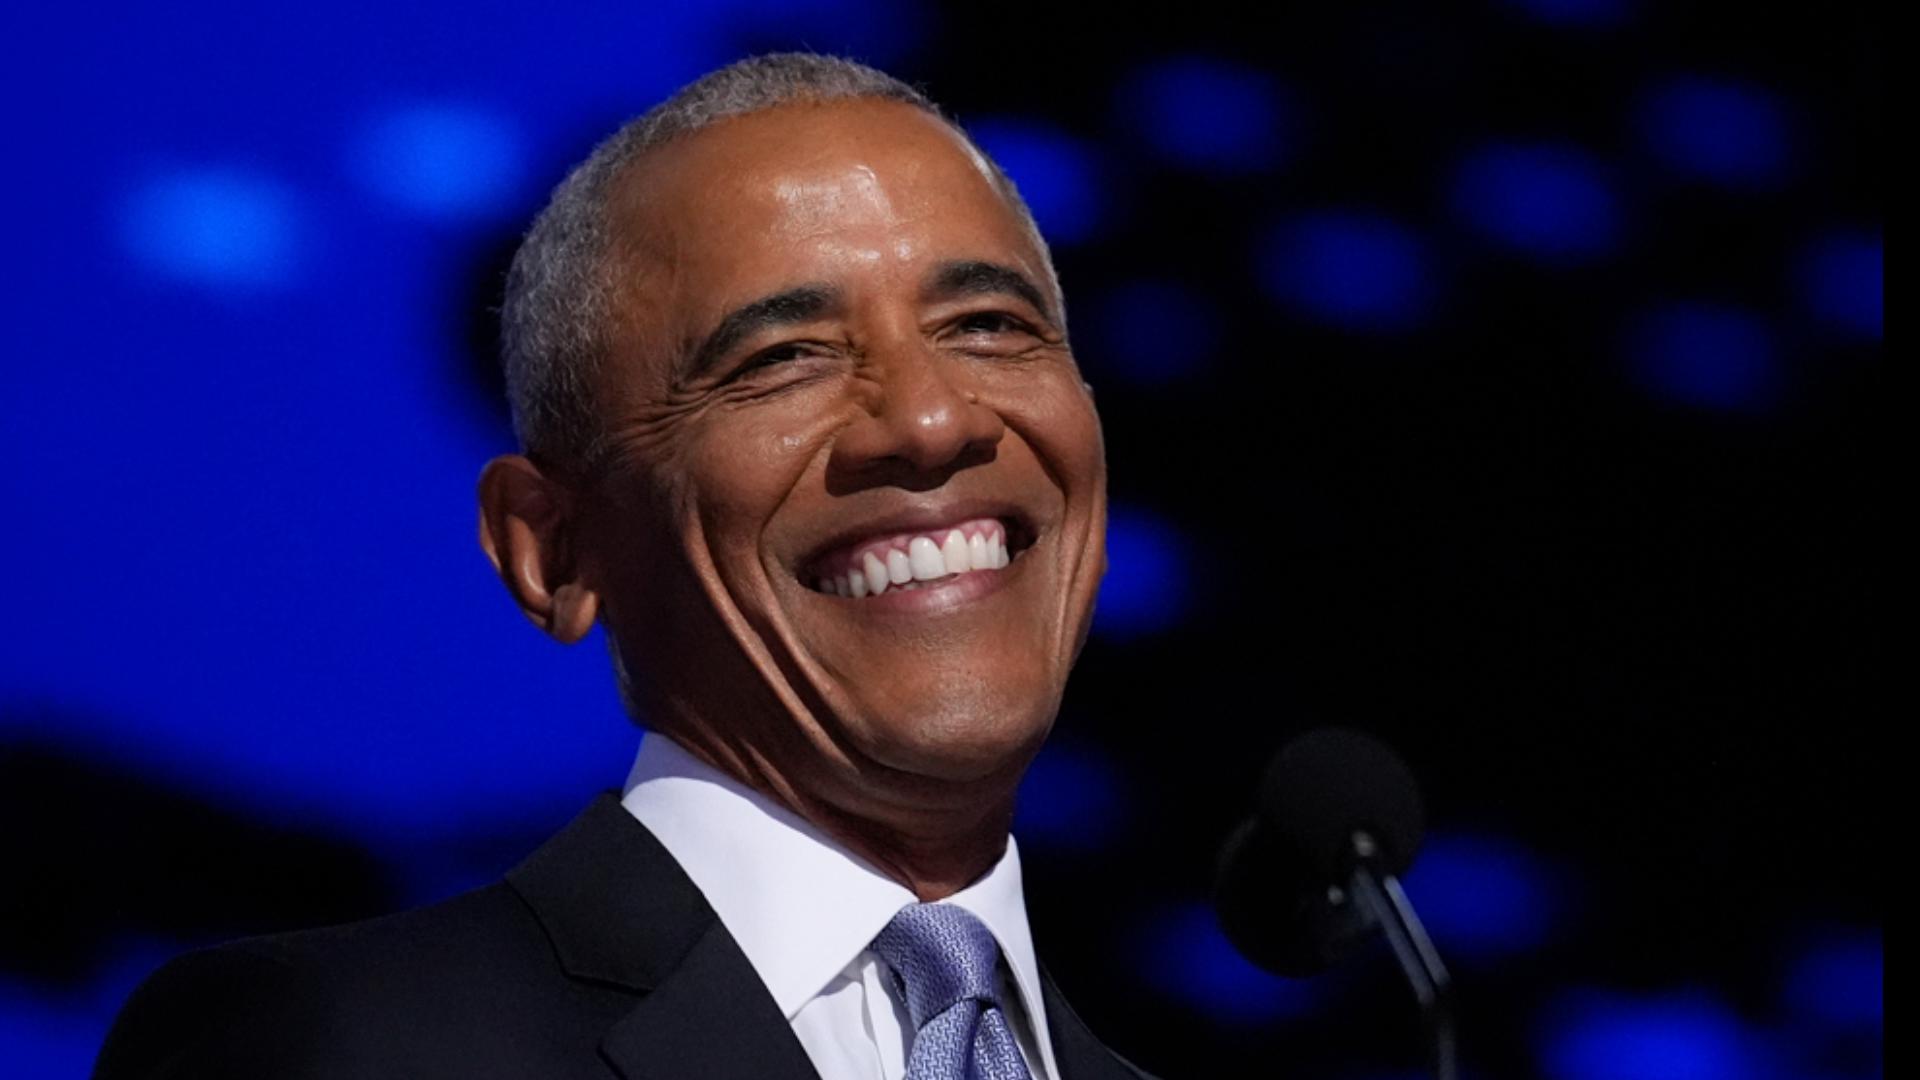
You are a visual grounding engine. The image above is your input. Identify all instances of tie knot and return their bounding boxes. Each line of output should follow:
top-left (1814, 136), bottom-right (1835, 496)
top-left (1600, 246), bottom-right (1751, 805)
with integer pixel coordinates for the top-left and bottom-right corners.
top-left (870, 903), bottom-right (1007, 1030)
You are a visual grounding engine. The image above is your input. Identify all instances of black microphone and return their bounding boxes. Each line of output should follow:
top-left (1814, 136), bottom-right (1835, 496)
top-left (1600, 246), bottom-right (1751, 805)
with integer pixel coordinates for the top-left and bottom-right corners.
top-left (1214, 728), bottom-right (1458, 1080)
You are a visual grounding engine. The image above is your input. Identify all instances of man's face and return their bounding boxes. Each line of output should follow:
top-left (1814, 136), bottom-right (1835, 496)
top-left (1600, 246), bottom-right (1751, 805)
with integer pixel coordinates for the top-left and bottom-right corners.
top-left (579, 99), bottom-right (1105, 798)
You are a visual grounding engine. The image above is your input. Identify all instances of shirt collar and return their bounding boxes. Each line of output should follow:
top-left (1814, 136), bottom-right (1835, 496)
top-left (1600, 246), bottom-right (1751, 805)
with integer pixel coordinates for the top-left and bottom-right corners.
top-left (619, 734), bottom-right (1057, 1076)
top-left (941, 823), bottom-right (1059, 1080)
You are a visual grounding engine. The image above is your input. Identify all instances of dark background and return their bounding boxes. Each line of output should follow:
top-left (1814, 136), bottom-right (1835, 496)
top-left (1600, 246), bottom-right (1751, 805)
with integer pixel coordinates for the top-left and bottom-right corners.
top-left (2, 2), bottom-right (1883, 1077)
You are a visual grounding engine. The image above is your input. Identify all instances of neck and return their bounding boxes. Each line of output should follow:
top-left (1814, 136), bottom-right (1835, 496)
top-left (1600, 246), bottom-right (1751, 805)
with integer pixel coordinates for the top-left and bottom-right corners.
top-left (803, 786), bottom-right (1017, 901)
top-left (667, 727), bottom-right (1023, 901)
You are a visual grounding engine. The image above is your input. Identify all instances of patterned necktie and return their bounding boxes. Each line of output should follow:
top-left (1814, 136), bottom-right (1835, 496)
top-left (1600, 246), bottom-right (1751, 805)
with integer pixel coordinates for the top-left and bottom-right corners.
top-left (870, 903), bottom-right (1038, 1080)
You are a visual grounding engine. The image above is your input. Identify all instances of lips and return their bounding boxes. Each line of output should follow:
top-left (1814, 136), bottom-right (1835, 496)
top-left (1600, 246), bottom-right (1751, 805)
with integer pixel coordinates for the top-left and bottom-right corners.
top-left (796, 507), bottom-right (1037, 599)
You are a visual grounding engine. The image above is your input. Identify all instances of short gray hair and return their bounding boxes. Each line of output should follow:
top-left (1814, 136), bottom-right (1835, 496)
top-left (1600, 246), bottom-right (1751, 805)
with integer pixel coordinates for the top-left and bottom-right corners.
top-left (499, 53), bottom-right (1054, 473)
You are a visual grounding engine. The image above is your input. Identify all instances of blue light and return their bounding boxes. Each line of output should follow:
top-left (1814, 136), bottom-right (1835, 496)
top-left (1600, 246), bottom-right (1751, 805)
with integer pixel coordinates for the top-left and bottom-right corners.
top-left (1259, 211), bottom-right (1432, 332)
top-left (121, 169), bottom-right (300, 288)
top-left (1145, 903), bottom-right (1323, 1025)
top-left (1539, 989), bottom-right (1775, 1080)
top-left (0, 939), bottom-right (185, 1079)
top-left (1799, 230), bottom-right (1884, 340)
top-left (1503, 0), bottom-right (1633, 27)
top-left (1784, 929), bottom-right (1883, 1034)
top-left (1082, 279), bottom-right (1221, 385)
top-left (1450, 143), bottom-right (1622, 263)
top-left (1118, 56), bottom-right (1288, 174)
top-left (0, 979), bottom-right (111, 1080)
top-left (1094, 505), bottom-right (1190, 639)
top-left (3, 213), bottom-right (636, 847)
top-left (965, 118), bottom-right (1104, 246)
top-left (353, 104), bottom-right (523, 220)
top-left (1015, 739), bottom-right (1125, 850)
top-left (1626, 302), bottom-right (1780, 413)
top-left (1640, 76), bottom-right (1794, 190)
top-left (1401, 832), bottom-right (1559, 961)
top-left (713, 0), bottom-right (926, 65)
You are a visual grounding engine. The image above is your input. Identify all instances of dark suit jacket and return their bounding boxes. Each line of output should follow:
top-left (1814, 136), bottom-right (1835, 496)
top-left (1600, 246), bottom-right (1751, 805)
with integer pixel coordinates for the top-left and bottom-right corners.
top-left (94, 792), bottom-right (1155, 1080)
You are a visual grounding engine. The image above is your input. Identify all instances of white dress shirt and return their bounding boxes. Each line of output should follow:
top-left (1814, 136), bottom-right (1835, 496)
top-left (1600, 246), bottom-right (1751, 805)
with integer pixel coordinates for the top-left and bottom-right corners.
top-left (620, 734), bottom-right (1060, 1080)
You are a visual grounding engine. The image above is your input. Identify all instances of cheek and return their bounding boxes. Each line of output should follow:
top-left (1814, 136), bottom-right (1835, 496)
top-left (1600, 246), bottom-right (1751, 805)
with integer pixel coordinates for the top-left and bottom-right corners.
top-left (1001, 370), bottom-right (1106, 488)
top-left (682, 401), bottom-right (840, 555)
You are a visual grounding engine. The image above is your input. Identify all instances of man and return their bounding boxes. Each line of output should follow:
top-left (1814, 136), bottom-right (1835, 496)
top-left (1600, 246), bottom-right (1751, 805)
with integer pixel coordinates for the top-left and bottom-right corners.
top-left (95, 53), bottom-right (1148, 1079)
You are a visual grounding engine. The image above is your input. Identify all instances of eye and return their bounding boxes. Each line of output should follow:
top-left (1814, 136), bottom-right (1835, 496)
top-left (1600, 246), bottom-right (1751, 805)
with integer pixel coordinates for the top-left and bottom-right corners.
top-left (734, 340), bottom-right (817, 377)
top-left (953, 311), bottom-right (1036, 337)
top-left (751, 342), bottom-right (808, 365)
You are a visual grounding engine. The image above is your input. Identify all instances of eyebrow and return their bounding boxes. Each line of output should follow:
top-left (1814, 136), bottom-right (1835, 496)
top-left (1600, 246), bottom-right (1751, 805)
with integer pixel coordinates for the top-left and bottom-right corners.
top-left (683, 284), bottom-right (842, 378)
top-left (923, 260), bottom-right (1058, 326)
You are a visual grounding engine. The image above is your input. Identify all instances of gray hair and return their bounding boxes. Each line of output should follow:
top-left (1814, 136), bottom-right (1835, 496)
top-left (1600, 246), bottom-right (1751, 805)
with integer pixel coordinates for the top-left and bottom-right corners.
top-left (499, 52), bottom-right (1054, 474)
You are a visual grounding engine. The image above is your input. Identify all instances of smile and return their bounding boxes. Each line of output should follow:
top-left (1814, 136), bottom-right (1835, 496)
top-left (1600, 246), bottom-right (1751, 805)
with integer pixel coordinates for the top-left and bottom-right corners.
top-left (806, 517), bottom-right (1030, 598)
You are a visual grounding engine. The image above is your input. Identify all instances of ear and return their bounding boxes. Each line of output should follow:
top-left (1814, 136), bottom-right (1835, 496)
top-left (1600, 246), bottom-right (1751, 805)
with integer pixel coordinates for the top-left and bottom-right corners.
top-left (477, 455), bottom-right (599, 644)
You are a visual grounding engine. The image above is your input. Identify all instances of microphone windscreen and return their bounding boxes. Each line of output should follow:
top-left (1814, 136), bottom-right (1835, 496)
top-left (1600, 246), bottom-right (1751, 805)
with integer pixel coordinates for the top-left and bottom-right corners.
top-left (1214, 818), bottom-right (1378, 976)
top-left (1257, 727), bottom-right (1426, 881)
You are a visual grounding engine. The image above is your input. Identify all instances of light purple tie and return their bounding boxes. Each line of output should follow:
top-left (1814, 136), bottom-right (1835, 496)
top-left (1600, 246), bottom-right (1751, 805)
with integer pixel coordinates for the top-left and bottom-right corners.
top-left (871, 903), bottom-right (1037, 1080)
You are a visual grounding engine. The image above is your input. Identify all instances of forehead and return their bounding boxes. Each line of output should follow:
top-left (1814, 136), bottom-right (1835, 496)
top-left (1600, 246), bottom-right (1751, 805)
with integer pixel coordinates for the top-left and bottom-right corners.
top-left (604, 99), bottom-right (1048, 336)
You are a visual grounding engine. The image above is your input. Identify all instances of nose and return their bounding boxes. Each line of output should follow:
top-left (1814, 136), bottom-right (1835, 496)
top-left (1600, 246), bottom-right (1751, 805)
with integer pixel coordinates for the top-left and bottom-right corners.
top-left (828, 342), bottom-right (1005, 487)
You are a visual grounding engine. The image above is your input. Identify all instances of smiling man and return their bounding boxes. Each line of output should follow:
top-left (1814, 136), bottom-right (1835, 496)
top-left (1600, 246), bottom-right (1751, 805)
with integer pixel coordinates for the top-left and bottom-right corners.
top-left (95, 54), bottom-right (1145, 1080)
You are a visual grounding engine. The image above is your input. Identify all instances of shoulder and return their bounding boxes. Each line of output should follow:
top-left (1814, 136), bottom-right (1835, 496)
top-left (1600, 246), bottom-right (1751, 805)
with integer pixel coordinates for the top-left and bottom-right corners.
top-left (93, 937), bottom-right (322, 1080)
top-left (93, 882), bottom-right (624, 1079)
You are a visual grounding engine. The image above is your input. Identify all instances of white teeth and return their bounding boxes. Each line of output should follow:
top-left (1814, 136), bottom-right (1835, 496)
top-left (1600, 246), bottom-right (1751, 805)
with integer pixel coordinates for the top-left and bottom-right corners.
top-left (942, 530), bottom-right (971, 574)
top-left (863, 552), bottom-right (889, 595)
top-left (908, 536), bottom-right (946, 581)
top-left (820, 523), bottom-right (1019, 598)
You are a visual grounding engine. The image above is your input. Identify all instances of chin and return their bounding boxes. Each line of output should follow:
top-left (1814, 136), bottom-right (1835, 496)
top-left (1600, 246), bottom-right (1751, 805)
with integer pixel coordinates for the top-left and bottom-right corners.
top-left (853, 679), bottom-right (1058, 784)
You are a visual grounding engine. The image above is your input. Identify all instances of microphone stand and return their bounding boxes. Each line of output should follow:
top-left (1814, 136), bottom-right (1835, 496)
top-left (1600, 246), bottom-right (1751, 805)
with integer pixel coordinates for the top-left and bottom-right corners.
top-left (1343, 831), bottom-right (1459, 1080)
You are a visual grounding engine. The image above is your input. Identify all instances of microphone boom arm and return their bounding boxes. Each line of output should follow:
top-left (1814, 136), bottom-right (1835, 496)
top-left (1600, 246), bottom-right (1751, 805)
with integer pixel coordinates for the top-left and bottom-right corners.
top-left (1347, 830), bottom-right (1459, 1080)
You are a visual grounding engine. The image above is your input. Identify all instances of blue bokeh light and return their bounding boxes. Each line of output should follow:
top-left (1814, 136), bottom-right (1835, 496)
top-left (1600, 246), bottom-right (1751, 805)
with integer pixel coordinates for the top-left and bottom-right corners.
top-left (1799, 229), bottom-right (1884, 340)
top-left (1783, 929), bottom-right (1883, 1034)
top-left (1094, 505), bottom-right (1191, 639)
top-left (0, 986), bottom-right (102, 1080)
top-left (1451, 142), bottom-right (1622, 263)
top-left (1145, 903), bottom-right (1324, 1025)
top-left (1118, 56), bottom-right (1289, 174)
top-left (1640, 76), bottom-right (1794, 190)
top-left (1626, 302), bottom-right (1780, 413)
top-left (1504, 0), bottom-right (1633, 27)
top-left (714, 0), bottom-right (926, 65)
top-left (1259, 211), bottom-right (1432, 332)
top-left (353, 104), bottom-right (524, 220)
top-left (1015, 739), bottom-right (1125, 850)
top-left (1082, 279), bottom-right (1222, 385)
top-left (121, 169), bottom-right (301, 288)
top-left (1402, 832), bottom-right (1560, 961)
top-left (3, 237), bottom-right (635, 849)
top-left (1539, 989), bottom-right (1776, 1080)
top-left (0, 939), bottom-right (178, 1080)
top-left (965, 118), bottom-right (1105, 247)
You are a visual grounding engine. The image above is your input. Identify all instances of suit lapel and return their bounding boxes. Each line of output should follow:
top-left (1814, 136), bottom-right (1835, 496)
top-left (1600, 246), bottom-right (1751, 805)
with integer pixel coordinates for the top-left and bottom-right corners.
top-left (506, 793), bottom-right (820, 1080)
top-left (1043, 968), bottom-right (1156, 1080)
top-left (599, 918), bottom-right (821, 1080)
